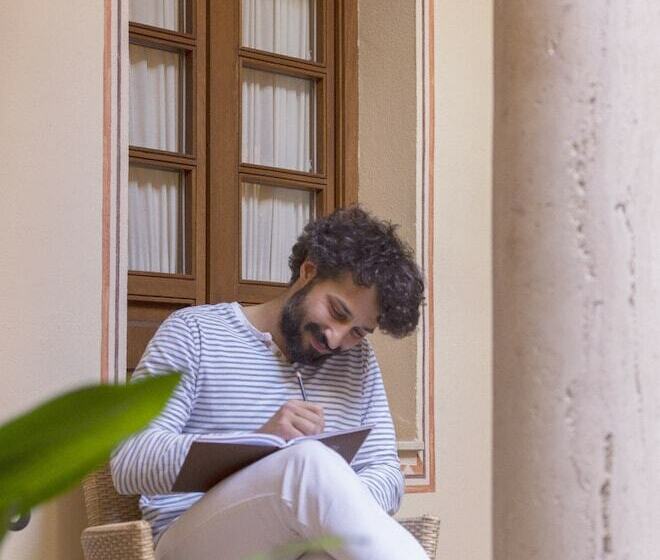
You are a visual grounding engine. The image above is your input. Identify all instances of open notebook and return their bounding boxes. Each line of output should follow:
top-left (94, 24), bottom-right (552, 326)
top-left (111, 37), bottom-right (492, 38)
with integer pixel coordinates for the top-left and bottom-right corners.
top-left (172, 424), bottom-right (374, 493)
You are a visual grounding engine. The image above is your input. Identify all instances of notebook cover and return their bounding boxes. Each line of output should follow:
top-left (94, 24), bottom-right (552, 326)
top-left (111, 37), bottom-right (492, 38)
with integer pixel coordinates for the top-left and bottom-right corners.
top-left (171, 426), bottom-right (373, 493)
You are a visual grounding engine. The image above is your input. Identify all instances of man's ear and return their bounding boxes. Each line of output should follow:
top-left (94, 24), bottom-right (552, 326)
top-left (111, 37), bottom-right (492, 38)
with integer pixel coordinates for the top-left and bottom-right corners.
top-left (299, 260), bottom-right (318, 284)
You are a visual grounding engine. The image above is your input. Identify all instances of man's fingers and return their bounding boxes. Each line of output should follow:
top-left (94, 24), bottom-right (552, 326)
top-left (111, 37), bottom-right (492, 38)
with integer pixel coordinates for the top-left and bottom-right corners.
top-left (300, 401), bottom-right (325, 417)
top-left (279, 401), bottom-right (324, 435)
top-left (290, 415), bottom-right (323, 436)
top-left (283, 399), bottom-right (323, 414)
top-left (279, 425), bottom-right (305, 440)
top-left (285, 400), bottom-right (324, 420)
top-left (288, 405), bottom-right (324, 425)
top-left (257, 400), bottom-right (325, 440)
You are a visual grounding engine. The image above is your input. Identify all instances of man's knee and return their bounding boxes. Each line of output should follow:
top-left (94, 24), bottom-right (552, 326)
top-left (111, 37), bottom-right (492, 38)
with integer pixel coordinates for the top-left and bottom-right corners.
top-left (277, 441), bottom-right (364, 517)
top-left (281, 440), bottom-right (354, 484)
top-left (284, 440), bottom-right (342, 465)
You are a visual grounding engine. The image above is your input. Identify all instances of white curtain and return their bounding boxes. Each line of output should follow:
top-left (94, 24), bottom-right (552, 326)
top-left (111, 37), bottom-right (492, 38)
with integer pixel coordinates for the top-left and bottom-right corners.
top-left (242, 67), bottom-right (314, 172)
top-left (128, 1), bottom-right (317, 278)
top-left (128, 167), bottom-right (183, 274)
top-left (129, 40), bottom-right (183, 273)
top-left (129, 0), bottom-right (181, 32)
top-left (240, 1), bottom-right (317, 282)
top-left (129, 44), bottom-right (181, 152)
top-left (242, 0), bottom-right (314, 60)
top-left (242, 183), bottom-right (313, 283)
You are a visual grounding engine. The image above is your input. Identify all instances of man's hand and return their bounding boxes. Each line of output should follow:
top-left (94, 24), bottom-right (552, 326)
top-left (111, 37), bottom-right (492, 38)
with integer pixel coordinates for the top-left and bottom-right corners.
top-left (257, 400), bottom-right (325, 440)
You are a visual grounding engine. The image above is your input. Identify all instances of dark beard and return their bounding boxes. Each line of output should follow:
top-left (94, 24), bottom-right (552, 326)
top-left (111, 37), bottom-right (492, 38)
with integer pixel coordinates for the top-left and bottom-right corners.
top-left (280, 282), bottom-right (339, 367)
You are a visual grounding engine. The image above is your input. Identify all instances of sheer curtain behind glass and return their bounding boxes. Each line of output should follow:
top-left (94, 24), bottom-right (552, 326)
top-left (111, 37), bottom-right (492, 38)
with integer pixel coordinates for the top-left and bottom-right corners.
top-left (129, 29), bottom-right (185, 273)
top-left (128, 167), bottom-right (184, 273)
top-left (242, 68), bottom-right (314, 172)
top-left (129, 0), bottom-right (181, 32)
top-left (241, 0), bottom-right (316, 282)
top-left (129, 44), bottom-right (182, 152)
top-left (242, 184), bottom-right (313, 283)
top-left (242, 0), bottom-right (315, 60)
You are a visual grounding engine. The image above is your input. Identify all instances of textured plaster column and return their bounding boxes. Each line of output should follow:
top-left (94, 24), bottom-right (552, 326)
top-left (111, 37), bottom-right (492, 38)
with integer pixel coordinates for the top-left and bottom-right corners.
top-left (494, 2), bottom-right (660, 559)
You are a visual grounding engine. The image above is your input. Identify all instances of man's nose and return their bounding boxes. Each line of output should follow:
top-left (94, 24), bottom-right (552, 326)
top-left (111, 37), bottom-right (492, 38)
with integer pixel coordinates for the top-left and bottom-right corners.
top-left (324, 324), bottom-right (351, 351)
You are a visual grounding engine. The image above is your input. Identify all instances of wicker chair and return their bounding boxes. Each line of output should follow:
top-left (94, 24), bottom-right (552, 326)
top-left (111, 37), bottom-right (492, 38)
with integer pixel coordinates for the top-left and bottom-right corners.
top-left (80, 465), bottom-right (440, 560)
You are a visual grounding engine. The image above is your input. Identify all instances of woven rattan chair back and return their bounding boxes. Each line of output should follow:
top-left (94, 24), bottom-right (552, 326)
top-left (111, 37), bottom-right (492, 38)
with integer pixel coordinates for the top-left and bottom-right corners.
top-left (398, 515), bottom-right (440, 559)
top-left (82, 464), bottom-right (142, 526)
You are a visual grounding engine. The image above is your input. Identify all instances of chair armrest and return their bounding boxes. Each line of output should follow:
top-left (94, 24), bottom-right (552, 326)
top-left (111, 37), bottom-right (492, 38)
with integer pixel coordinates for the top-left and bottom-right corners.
top-left (81, 520), bottom-right (155, 560)
top-left (397, 514), bottom-right (441, 559)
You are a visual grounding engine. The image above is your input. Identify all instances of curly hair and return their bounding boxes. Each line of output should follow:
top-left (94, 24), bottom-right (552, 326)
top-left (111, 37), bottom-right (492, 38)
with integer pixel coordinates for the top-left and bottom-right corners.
top-left (288, 206), bottom-right (424, 338)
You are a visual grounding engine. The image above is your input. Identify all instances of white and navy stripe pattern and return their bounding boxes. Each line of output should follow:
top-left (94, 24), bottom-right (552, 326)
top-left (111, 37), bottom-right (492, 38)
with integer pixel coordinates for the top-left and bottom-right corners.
top-left (111, 303), bottom-right (404, 544)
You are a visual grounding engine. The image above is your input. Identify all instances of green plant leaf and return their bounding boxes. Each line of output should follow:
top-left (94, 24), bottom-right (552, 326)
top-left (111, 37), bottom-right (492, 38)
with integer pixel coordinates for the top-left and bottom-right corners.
top-left (0, 509), bottom-right (7, 543)
top-left (0, 372), bottom-right (180, 519)
top-left (242, 535), bottom-right (344, 560)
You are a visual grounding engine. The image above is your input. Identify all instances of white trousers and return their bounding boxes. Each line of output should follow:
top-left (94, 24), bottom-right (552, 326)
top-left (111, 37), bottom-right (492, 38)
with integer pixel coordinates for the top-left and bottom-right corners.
top-left (155, 440), bottom-right (429, 560)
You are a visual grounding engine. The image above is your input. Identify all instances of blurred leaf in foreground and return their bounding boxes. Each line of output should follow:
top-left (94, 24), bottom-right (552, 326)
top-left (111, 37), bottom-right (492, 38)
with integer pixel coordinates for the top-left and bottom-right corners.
top-left (243, 535), bottom-right (346, 560)
top-left (0, 372), bottom-right (180, 537)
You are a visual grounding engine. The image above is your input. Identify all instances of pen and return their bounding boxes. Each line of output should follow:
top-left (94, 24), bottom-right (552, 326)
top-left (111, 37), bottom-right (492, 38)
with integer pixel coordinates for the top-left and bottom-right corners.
top-left (296, 370), bottom-right (308, 401)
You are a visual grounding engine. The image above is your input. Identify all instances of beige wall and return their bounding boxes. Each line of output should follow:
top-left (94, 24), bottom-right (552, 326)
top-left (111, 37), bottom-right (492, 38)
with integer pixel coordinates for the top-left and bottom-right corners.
top-left (357, 1), bottom-right (493, 559)
top-left (401, 1), bottom-right (493, 557)
top-left (358, 0), bottom-right (419, 441)
top-left (0, 1), bottom-right (104, 559)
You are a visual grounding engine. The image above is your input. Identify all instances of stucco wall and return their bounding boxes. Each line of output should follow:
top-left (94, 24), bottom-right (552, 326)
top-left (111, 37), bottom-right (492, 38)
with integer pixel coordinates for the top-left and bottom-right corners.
top-left (358, 0), bottom-right (419, 442)
top-left (0, 1), bottom-right (104, 558)
top-left (493, 2), bottom-right (660, 558)
top-left (358, 1), bottom-right (493, 559)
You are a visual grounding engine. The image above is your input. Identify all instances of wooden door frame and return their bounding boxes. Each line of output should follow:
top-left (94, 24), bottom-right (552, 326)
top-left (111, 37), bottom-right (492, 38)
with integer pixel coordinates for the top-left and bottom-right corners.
top-left (335, 0), bottom-right (359, 208)
top-left (207, 0), bottom-right (359, 305)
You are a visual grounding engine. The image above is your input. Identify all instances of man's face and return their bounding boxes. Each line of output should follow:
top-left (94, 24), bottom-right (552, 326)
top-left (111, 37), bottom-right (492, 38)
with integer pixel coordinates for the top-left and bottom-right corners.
top-left (280, 271), bottom-right (379, 366)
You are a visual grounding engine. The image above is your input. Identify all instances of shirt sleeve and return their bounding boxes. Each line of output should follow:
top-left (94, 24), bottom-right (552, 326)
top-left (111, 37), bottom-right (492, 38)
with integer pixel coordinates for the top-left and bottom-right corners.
top-left (110, 310), bottom-right (205, 495)
top-left (351, 341), bottom-right (405, 515)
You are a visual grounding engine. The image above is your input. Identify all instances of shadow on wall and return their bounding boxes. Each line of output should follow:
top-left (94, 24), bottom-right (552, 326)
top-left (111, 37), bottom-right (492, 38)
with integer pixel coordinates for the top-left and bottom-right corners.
top-left (3, 488), bottom-right (87, 560)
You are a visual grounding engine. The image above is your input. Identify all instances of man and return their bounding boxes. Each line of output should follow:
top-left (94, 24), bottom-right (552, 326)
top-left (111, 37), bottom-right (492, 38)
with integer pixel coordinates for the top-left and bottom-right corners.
top-left (111, 207), bottom-right (428, 560)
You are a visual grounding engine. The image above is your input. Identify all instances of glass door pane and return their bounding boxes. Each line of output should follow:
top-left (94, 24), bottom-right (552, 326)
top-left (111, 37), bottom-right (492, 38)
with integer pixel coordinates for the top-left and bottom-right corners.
top-left (129, 0), bottom-right (191, 33)
top-left (241, 181), bottom-right (315, 282)
top-left (130, 44), bottom-right (187, 153)
top-left (242, 0), bottom-right (317, 61)
top-left (128, 165), bottom-right (188, 274)
top-left (241, 67), bottom-right (316, 172)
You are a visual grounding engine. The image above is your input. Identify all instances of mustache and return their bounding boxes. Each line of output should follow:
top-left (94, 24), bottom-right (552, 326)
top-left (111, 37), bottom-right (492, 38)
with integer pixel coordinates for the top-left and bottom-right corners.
top-left (304, 322), bottom-right (340, 355)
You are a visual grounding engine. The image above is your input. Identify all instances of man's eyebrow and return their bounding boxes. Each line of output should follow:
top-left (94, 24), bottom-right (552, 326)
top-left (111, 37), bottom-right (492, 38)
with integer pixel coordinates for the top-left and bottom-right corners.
top-left (330, 296), bottom-right (375, 333)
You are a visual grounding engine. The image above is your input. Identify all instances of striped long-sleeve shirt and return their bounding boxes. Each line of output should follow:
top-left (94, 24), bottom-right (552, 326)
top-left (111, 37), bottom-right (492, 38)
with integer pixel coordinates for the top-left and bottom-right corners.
top-left (111, 302), bottom-right (404, 544)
